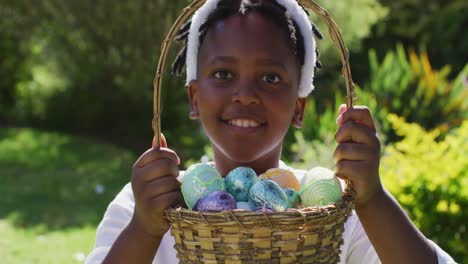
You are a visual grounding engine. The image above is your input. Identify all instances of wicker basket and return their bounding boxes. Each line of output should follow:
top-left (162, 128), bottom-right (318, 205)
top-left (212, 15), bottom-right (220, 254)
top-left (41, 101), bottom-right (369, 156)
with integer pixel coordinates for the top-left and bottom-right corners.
top-left (153, 0), bottom-right (357, 263)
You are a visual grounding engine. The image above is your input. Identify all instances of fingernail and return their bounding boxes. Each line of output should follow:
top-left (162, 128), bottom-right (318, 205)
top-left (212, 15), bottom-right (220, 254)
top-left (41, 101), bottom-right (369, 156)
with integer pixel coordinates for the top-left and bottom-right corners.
top-left (336, 114), bottom-right (343, 125)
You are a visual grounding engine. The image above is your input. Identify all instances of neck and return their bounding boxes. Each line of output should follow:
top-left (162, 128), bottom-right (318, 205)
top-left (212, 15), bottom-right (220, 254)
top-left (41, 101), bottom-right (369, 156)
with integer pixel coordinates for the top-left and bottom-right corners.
top-left (211, 145), bottom-right (282, 177)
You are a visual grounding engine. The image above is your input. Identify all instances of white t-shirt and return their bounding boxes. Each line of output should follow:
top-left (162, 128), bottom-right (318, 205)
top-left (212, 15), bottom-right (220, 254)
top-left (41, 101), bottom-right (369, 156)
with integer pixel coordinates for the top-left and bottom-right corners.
top-left (85, 162), bottom-right (455, 264)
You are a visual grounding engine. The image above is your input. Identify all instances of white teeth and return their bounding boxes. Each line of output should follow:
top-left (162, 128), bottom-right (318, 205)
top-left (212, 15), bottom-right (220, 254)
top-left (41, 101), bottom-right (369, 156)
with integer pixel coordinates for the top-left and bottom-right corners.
top-left (229, 119), bottom-right (260, 128)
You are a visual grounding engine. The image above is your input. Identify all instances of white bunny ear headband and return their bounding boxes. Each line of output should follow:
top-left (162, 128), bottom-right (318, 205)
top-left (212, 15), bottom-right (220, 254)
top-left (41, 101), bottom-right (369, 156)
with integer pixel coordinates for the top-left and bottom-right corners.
top-left (185, 0), bottom-right (317, 98)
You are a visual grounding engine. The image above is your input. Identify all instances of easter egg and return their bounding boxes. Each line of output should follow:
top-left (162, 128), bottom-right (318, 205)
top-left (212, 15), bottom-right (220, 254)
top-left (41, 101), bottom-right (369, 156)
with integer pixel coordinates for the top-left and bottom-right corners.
top-left (225, 167), bottom-right (258, 202)
top-left (236, 201), bottom-right (252, 211)
top-left (181, 163), bottom-right (225, 209)
top-left (193, 191), bottom-right (237, 212)
top-left (260, 168), bottom-right (300, 191)
top-left (254, 206), bottom-right (275, 213)
top-left (248, 179), bottom-right (288, 212)
top-left (300, 167), bottom-right (342, 207)
top-left (283, 187), bottom-right (302, 208)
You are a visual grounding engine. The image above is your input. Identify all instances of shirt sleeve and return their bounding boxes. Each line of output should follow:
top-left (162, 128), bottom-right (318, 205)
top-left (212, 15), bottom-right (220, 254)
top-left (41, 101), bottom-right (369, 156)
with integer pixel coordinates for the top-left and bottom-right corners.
top-left (340, 211), bottom-right (457, 264)
top-left (85, 183), bottom-right (135, 264)
top-left (430, 240), bottom-right (457, 264)
top-left (340, 212), bottom-right (381, 264)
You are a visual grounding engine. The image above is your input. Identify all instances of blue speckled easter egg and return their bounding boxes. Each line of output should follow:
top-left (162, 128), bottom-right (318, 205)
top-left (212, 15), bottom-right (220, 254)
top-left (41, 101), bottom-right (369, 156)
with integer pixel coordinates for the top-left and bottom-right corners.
top-left (181, 163), bottom-right (225, 209)
top-left (225, 167), bottom-right (258, 202)
top-left (248, 179), bottom-right (288, 212)
top-left (283, 187), bottom-right (302, 208)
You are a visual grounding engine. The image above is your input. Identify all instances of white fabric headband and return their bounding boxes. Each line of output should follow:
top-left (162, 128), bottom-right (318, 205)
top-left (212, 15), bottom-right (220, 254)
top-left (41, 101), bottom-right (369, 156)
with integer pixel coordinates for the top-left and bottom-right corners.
top-left (186, 0), bottom-right (317, 98)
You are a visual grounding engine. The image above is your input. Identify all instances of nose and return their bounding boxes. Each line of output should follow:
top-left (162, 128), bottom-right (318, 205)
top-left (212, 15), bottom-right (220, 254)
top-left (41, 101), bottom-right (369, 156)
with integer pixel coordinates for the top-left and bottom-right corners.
top-left (232, 78), bottom-right (260, 105)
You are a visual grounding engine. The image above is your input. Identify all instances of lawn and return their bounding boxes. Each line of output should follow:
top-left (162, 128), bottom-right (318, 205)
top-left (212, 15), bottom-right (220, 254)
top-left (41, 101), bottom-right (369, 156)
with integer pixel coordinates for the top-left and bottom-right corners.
top-left (0, 127), bottom-right (136, 263)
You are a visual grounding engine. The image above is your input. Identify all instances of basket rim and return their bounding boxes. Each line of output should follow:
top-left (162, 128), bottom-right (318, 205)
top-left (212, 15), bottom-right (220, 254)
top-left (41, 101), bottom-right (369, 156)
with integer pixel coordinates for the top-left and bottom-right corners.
top-left (165, 192), bottom-right (354, 221)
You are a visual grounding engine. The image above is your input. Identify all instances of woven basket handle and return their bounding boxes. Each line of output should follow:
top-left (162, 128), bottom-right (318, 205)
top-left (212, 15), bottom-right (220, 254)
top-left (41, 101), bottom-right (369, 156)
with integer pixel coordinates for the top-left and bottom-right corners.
top-left (152, 0), bottom-right (355, 192)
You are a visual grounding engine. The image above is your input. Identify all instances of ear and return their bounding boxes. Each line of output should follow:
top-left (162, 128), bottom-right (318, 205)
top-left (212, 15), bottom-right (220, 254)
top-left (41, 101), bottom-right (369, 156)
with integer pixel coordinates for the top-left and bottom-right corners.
top-left (187, 80), bottom-right (200, 120)
top-left (292, 97), bottom-right (307, 128)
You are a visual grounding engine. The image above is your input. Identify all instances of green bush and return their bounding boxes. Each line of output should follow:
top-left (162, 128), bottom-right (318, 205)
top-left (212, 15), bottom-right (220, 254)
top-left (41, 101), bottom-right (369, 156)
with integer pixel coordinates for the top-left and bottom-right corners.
top-left (360, 44), bottom-right (467, 141)
top-left (381, 114), bottom-right (468, 263)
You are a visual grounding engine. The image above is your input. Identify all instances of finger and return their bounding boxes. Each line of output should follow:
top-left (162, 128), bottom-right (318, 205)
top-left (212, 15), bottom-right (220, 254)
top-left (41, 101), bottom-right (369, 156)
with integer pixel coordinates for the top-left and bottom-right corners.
top-left (141, 176), bottom-right (181, 199)
top-left (335, 159), bottom-right (372, 180)
top-left (149, 191), bottom-right (185, 211)
top-left (137, 158), bottom-right (180, 182)
top-left (152, 133), bottom-right (168, 149)
top-left (335, 121), bottom-right (380, 147)
top-left (338, 104), bottom-right (347, 116)
top-left (134, 147), bottom-right (180, 168)
top-left (337, 106), bottom-right (376, 131)
top-left (334, 143), bottom-right (378, 163)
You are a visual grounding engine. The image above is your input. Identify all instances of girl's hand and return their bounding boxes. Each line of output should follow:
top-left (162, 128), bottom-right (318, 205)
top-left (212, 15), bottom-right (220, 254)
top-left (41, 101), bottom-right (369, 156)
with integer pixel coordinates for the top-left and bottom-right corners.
top-left (334, 104), bottom-right (383, 207)
top-left (130, 133), bottom-right (184, 239)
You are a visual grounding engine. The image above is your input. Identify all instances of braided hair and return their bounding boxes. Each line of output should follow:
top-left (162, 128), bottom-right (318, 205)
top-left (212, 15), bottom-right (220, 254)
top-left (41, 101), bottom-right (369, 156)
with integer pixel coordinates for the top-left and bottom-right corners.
top-left (171, 0), bottom-right (322, 78)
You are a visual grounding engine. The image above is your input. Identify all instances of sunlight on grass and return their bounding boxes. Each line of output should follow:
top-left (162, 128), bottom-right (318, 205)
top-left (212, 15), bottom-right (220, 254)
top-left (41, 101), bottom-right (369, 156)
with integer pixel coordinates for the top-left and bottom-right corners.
top-left (0, 220), bottom-right (95, 264)
top-left (0, 127), bottom-right (137, 263)
top-left (0, 127), bottom-right (136, 228)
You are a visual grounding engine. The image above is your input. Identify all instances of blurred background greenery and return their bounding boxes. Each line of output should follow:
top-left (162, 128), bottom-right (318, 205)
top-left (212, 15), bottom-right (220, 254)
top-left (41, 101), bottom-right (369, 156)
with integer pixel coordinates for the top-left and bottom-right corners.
top-left (0, 0), bottom-right (466, 263)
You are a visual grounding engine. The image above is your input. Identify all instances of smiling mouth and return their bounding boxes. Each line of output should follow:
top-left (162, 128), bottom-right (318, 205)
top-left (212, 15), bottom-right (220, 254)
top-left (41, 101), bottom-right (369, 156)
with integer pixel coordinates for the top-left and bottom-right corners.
top-left (225, 119), bottom-right (265, 128)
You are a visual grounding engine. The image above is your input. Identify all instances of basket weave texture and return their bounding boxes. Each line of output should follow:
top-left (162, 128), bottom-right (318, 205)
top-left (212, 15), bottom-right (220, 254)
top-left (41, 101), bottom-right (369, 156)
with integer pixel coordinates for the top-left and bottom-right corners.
top-left (166, 194), bottom-right (353, 263)
top-left (153, 0), bottom-right (357, 263)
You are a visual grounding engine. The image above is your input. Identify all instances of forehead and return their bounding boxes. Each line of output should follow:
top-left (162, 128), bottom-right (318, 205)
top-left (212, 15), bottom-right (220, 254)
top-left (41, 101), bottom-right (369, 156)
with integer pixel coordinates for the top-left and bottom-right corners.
top-left (198, 12), bottom-right (297, 64)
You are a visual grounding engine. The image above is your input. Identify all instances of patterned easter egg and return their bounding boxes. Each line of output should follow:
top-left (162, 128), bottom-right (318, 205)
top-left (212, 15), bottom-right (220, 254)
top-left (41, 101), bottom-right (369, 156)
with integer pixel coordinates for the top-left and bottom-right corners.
top-left (236, 201), bottom-right (253, 211)
top-left (248, 179), bottom-right (288, 212)
top-left (260, 168), bottom-right (300, 191)
top-left (193, 191), bottom-right (237, 212)
top-left (255, 206), bottom-right (275, 213)
top-left (300, 167), bottom-right (342, 207)
top-left (181, 163), bottom-right (225, 209)
top-left (225, 167), bottom-right (258, 202)
top-left (283, 187), bottom-right (302, 208)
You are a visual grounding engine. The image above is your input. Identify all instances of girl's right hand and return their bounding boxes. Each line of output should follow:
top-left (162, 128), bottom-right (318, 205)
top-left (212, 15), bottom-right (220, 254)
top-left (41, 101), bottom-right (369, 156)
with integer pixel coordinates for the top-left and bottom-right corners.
top-left (130, 133), bottom-right (183, 239)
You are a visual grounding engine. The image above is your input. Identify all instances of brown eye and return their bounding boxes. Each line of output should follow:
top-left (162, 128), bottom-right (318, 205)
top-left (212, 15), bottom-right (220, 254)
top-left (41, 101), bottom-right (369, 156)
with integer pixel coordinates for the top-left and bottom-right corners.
top-left (214, 70), bottom-right (233, 80)
top-left (262, 73), bottom-right (281, 84)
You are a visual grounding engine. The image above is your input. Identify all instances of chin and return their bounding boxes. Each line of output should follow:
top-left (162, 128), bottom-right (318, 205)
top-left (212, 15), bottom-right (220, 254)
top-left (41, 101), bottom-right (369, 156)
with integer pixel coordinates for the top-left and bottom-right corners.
top-left (215, 140), bottom-right (278, 165)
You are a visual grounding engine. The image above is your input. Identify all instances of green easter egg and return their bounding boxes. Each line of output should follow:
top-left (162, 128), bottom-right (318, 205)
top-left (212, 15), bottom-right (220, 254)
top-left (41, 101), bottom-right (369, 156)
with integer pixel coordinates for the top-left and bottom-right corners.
top-left (300, 167), bottom-right (342, 207)
top-left (181, 163), bottom-right (225, 209)
top-left (283, 187), bottom-right (302, 208)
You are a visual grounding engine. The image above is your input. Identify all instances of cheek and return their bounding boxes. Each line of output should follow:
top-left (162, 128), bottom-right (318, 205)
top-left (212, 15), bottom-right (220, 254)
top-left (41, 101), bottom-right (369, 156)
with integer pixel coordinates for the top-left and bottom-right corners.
top-left (196, 87), bottom-right (225, 117)
top-left (264, 93), bottom-right (298, 119)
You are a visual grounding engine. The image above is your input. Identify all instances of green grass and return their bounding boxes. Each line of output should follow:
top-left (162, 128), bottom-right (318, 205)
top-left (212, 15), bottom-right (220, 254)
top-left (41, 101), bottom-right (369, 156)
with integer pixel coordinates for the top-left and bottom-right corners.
top-left (0, 220), bottom-right (96, 264)
top-left (0, 127), bottom-right (136, 263)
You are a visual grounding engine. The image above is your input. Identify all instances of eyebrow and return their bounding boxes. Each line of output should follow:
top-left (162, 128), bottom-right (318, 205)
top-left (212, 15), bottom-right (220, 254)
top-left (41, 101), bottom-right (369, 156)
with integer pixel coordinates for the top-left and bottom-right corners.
top-left (208, 56), bottom-right (238, 65)
top-left (208, 56), bottom-right (287, 71)
top-left (255, 58), bottom-right (287, 72)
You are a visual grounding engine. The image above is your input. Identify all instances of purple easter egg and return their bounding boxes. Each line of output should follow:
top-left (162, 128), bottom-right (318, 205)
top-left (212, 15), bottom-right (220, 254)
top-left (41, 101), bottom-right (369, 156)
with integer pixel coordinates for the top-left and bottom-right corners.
top-left (193, 191), bottom-right (237, 212)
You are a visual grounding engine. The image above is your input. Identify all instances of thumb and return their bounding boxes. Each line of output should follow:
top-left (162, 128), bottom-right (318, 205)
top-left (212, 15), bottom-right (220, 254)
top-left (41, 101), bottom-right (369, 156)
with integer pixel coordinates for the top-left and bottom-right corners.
top-left (152, 133), bottom-right (168, 148)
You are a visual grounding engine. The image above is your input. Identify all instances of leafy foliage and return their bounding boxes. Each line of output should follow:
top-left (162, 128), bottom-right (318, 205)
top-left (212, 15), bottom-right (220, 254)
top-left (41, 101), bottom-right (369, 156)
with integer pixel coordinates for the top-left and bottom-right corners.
top-left (310, 0), bottom-right (388, 104)
top-left (381, 115), bottom-right (468, 262)
top-left (364, 0), bottom-right (468, 76)
top-left (359, 44), bottom-right (467, 141)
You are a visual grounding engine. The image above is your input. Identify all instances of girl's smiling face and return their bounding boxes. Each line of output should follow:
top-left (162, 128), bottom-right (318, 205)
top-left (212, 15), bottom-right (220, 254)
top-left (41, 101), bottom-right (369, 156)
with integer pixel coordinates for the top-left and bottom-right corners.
top-left (188, 12), bottom-right (306, 175)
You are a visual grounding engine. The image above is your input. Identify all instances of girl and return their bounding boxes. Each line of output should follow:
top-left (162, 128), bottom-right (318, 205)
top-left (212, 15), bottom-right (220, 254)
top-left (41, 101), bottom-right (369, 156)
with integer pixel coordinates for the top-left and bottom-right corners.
top-left (86, 0), bottom-right (455, 263)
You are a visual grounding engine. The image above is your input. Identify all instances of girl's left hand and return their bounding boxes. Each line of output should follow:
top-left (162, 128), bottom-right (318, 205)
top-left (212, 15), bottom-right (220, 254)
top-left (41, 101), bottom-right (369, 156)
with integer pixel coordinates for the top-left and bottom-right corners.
top-left (334, 104), bottom-right (383, 207)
